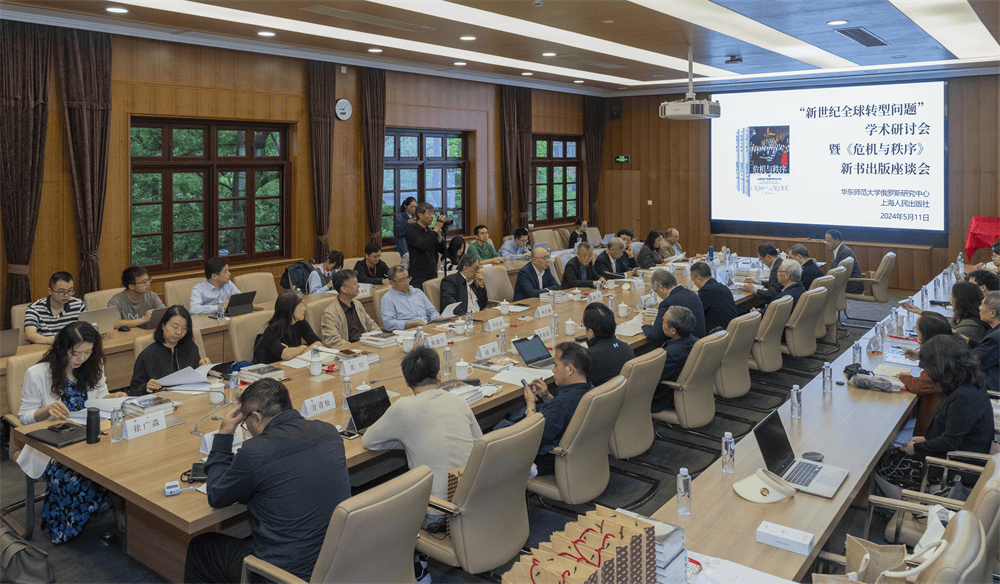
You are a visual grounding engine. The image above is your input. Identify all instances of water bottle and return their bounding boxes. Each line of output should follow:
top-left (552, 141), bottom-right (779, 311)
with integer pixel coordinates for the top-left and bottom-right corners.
top-left (791, 385), bottom-right (802, 419)
top-left (676, 468), bottom-right (691, 515)
top-left (466, 306), bottom-right (474, 333)
top-left (498, 325), bottom-right (507, 354)
top-left (823, 363), bottom-right (833, 393)
top-left (607, 294), bottom-right (614, 310)
top-left (216, 301), bottom-right (225, 323)
top-left (895, 307), bottom-right (904, 330)
top-left (110, 408), bottom-right (124, 443)
top-left (228, 371), bottom-right (240, 404)
top-left (552, 312), bottom-right (560, 337)
top-left (311, 346), bottom-right (319, 361)
top-left (721, 432), bottom-right (735, 474)
top-left (920, 286), bottom-right (928, 308)
top-left (415, 326), bottom-right (424, 344)
top-left (342, 376), bottom-right (352, 409)
top-left (708, 245), bottom-right (715, 262)
top-left (956, 253), bottom-right (965, 277)
top-left (596, 280), bottom-right (603, 294)
top-left (443, 344), bottom-right (453, 376)
top-left (852, 341), bottom-right (862, 364)
top-left (933, 278), bottom-right (940, 297)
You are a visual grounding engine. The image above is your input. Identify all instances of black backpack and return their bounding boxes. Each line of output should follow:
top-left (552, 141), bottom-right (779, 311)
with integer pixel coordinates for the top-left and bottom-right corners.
top-left (280, 261), bottom-right (314, 292)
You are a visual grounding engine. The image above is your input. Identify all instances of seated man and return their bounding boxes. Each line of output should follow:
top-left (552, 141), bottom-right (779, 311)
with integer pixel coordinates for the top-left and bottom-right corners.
top-left (381, 266), bottom-right (440, 330)
top-left (185, 378), bottom-right (351, 584)
top-left (353, 243), bottom-right (390, 286)
top-left (467, 225), bottom-right (505, 266)
top-left (583, 303), bottom-right (635, 387)
top-left (825, 229), bottom-right (863, 294)
top-left (24, 271), bottom-right (86, 345)
top-left (308, 250), bottom-right (344, 294)
top-left (772, 259), bottom-right (806, 309)
top-left (967, 269), bottom-right (1000, 293)
top-left (321, 270), bottom-right (381, 347)
top-left (651, 305), bottom-right (699, 413)
top-left (108, 266), bottom-right (165, 329)
top-left (499, 228), bottom-right (532, 261)
top-left (615, 229), bottom-right (639, 270)
top-left (661, 228), bottom-right (683, 257)
top-left (642, 269), bottom-right (707, 343)
top-left (561, 242), bottom-right (607, 290)
top-left (742, 243), bottom-right (782, 301)
top-left (189, 257), bottom-right (241, 314)
top-left (787, 244), bottom-right (823, 290)
top-left (970, 291), bottom-right (999, 392)
top-left (689, 261), bottom-right (737, 333)
top-left (595, 237), bottom-right (638, 280)
top-left (513, 247), bottom-right (560, 301)
top-left (440, 254), bottom-right (488, 314)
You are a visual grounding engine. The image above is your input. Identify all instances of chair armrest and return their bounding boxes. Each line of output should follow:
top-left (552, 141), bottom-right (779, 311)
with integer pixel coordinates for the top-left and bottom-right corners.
top-left (987, 390), bottom-right (998, 399)
top-left (241, 555), bottom-right (306, 584)
top-left (868, 494), bottom-right (931, 516)
top-left (945, 451), bottom-right (992, 463)
top-left (848, 277), bottom-right (877, 283)
top-left (3, 414), bottom-right (21, 427)
top-left (659, 380), bottom-right (680, 389)
top-left (899, 490), bottom-right (964, 511)
top-left (923, 455), bottom-right (986, 475)
top-left (427, 495), bottom-right (460, 517)
top-left (552, 446), bottom-right (568, 457)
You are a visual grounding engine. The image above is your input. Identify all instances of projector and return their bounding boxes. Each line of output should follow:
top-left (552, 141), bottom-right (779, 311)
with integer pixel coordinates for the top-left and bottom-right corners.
top-left (659, 99), bottom-right (721, 120)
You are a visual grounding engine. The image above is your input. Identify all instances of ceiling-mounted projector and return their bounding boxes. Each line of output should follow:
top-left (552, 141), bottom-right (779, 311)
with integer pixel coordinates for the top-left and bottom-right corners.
top-left (659, 46), bottom-right (721, 120)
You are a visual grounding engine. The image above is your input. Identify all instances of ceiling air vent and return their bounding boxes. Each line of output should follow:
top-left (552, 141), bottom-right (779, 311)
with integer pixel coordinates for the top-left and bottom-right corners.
top-left (302, 5), bottom-right (434, 33)
top-left (834, 27), bottom-right (889, 47)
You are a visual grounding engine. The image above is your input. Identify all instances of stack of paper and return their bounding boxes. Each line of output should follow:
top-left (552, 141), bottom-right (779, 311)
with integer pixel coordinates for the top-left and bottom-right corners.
top-left (491, 366), bottom-right (552, 386)
top-left (360, 331), bottom-right (397, 348)
top-left (157, 364), bottom-right (218, 392)
top-left (439, 379), bottom-right (483, 404)
top-left (616, 315), bottom-right (645, 338)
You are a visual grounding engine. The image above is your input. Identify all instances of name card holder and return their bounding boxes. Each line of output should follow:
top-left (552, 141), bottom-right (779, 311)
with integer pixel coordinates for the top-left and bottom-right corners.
top-left (535, 326), bottom-right (554, 342)
top-left (631, 277), bottom-right (645, 289)
top-left (426, 333), bottom-right (448, 349)
top-left (587, 291), bottom-right (603, 304)
top-left (341, 356), bottom-right (369, 377)
top-left (535, 304), bottom-right (554, 318)
top-left (484, 316), bottom-right (505, 332)
top-left (476, 342), bottom-right (501, 359)
top-left (301, 391), bottom-right (336, 418)
top-left (123, 410), bottom-right (167, 440)
top-left (358, 283), bottom-right (373, 296)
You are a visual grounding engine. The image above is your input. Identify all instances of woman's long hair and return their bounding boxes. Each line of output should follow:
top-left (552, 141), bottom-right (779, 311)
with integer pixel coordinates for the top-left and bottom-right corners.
top-left (643, 230), bottom-right (662, 253)
top-left (918, 335), bottom-right (984, 392)
top-left (950, 281), bottom-right (985, 328)
top-left (446, 235), bottom-right (466, 266)
top-left (40, 321), bottom-right (105, 398)
top-left (266, 291), bottom-right (305, 344)
top-left (153, 305), bottom-right (195, 347)
top-left (399, 196), bottom-right (416, 213)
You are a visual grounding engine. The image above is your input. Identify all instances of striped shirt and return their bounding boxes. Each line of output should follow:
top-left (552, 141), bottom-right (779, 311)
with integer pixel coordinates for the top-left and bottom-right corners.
top-left (23, 296), bottom-right (85, 337)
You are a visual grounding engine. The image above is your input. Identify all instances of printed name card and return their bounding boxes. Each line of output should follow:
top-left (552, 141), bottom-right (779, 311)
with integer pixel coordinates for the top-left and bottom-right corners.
top-left (358, 283), bottom-right (373, 296)
top-left (476, 342), bottom-right (501, 359)
top-left (631, 277), bottom-right (645, 289)
top-left (534, 326), bottom-right (554, 342)
top-left (587, 291), bottom-right (603, 304)
top-left (535, 304), bottom-right (554, 318)
top-left (301, 391), bottom-right (336, 418)
top-left (341, 356), bottom-right (369, 377)
top-left (123, 410), bottom-right (167, 440)
top-left (484, 316), bottom-right (505, 332)
top-left (426, 333), bottom-right (448, 349)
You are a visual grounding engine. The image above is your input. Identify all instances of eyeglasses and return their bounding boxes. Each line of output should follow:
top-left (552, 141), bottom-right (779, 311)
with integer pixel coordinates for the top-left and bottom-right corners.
top-left (50, 288), bottom-right (75, 297)
top-left (166, 322), bottom-right (188, 333)
top-left (134, 277), bottom-right (153, 285)
top-left (394, 276), bottom-right (412, 283)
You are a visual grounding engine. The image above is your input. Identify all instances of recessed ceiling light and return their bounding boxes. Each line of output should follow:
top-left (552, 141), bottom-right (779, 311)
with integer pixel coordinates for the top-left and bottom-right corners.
top-left (460, 36), bottom-right (476, 41)
top-left (368, 48), bottom-right (383, 53)
top-left (257, 31), bottom-right (275, 37)
top-left (827, 20), bottom-right (848, 26)
top-left (651, 74), bottom-right (665, 78)
top-left (454, 62), bottom-right (467, 66)
top-left (574, 80), bottom-right (584, 83)
top-left (603, 20), bottom-right (614, 24)
top-left (522, 72), bottom-right (533, 76)
top-left (542, 52), bottom-right (557, 57)
top-left (892, 55), bottom-right (907, 59)
top-left (106, 7), bottom-right (128, 13)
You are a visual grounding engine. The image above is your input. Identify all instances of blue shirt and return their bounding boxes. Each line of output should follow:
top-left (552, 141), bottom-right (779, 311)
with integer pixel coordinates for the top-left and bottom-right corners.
top-left (380, 287), bottom-right (440, 331)
top-left (498, 239), bottom-right (530, 261)
top-left (535, 382), bottom-right (594, 455)
top-left (189, 280), bottom-right (241, 315)
top-left (307, 268), bottom-right (336, 295)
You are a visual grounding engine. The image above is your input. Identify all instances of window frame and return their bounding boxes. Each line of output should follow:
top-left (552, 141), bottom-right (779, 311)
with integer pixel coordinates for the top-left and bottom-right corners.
top-left (530, 135), bottom-right (582, 226)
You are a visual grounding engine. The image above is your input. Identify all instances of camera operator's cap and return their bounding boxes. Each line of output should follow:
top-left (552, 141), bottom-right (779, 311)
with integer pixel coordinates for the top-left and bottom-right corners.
top-left (733, 469), bottom-right (795, 503)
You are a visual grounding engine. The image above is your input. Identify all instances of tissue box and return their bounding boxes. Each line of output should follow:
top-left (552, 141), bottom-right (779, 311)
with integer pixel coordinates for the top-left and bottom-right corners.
top-left (756, 521), bottom-right (814, 556)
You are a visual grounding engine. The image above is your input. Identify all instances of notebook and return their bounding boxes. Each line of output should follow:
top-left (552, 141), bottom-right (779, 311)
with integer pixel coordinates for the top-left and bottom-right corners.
top-left (512, 335), bottom-right (555, 369)
top-left (345, 386), bottom-right (391, 435)
top-left (225, 291), bottom-right (258, 316)
top-left (753, 410), bottom-right (849, 498)
top-left (0, 329), bottom-right (19, 358)
top-left (138, 307), bottom-right (169, 330)
top-left (26, 422), bottom-right (88, 448)
top-left (78, 307), bottom-right (118, 336)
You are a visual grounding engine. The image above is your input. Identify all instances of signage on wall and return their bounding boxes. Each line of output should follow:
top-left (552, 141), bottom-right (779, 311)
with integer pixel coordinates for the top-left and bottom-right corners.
top-left (615, 155), bottom-right (630, 163)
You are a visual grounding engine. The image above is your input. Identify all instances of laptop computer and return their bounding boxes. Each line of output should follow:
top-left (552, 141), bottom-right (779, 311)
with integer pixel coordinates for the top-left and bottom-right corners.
top-left (225, 291), bottom-right (257, 316)
top-left (512, 335), bottom-right (555, 369)
top-left (78, 307), bottom-right (118, 336)
top-left (26, 422), bottom-right (88, 448)
top-left (533, 242), bottom-right (549, 252)
top-left (0, 329), bottom-right (19, 358)
top-left (138, 307), bottom-right (169, 330)
top-left (753, 410), bottom-right (849, 498)
top-left (601, 233), bottom-right (614, 246)
top-left (344, 386), bottom-right (391, 435)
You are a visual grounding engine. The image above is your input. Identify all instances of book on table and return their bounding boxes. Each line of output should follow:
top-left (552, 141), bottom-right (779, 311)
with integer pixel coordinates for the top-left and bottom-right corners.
top-left (360, 331), bottom-right (397, 348)
top-left (239, 363), bottom-right (285, 382)
top-left (334, 349), bottom-right (381, 364)
top-left (123, 395), bottom-right (175, 417)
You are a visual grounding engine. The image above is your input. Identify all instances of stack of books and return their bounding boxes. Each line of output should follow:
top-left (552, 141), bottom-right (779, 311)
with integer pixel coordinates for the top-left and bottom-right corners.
top-left (124, 396), bottom-right (175, 418)
top-left (239, 363), bottom-right (285, 383)
top-left (471, 358), bottom-right (511, 372)
top-left (360, 331), bottom-right (397, 348)
top-left (334, 349), bottom-right (381, 364)
top-left (540, 292), bottom-right (571, 303)
top-left (439, 380), bottom-right (483, 404)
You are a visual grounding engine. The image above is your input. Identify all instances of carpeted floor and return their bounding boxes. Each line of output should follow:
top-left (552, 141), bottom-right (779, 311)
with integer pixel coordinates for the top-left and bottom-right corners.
top-left (4, 294), bottom-right (948, 584)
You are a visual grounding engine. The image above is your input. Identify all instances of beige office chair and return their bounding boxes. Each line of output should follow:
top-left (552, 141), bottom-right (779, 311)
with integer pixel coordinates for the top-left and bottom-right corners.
top-left (481, 266), bottom-right (514, 303)
top-left (814, 267), bottom-right (846, 352)
top-left (306, 296), bottom-right (336, 340)
top-left (83, 287), bottom-right (125, 311)
top-left (417, 414), bottom-right (545, 575)
top-left (242, 466), bottom-right (433, 584)
top-left (380, 251), bottom-right (402, 268)
top-left (164, 277), bottom-right (203, 308)
top-left (554, 228), bottom-right (570, 250)
top-left (845, 252), bottom-right (897, 326)
top-left (1, 351), bottom-right (47, 539)
top-left (422, 277), bottom-right (443, 312)
top-left (526, 376), bottom-right (627, 506)
top-left (233, 273), bottom-right (280, 305)
top-left (779, 287), bottom-right (828, 374)
top-left (502, 235), bottom-right (513, 243)
top-left (134, 329), bottom-right (208, 362)
top-left (228, 310), bottom-right (273, 363)
top-left (372, 287), bottom-right (389, 328)
top-left (553, 254), bottom-right (571, 283)
top-left (748, 296), bottom-right (793, 374)
top-left (12, 302), bottom-right (29, 347)
top-left (711, 313), bottom-right (771, 420)
top-left (585, 227), bottom-right (603, 247)
top-left (531, 229), bottom-right (560, 252)
top-left (808, 275), bottom-right (835, 338)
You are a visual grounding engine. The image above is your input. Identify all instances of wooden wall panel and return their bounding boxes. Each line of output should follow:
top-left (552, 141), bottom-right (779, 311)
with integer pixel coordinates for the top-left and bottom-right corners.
top-left (532, 89), bottom-right (583, 135)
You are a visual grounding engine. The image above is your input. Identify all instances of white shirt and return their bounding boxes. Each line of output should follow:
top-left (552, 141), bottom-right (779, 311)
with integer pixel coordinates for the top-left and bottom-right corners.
top-left (462, 274), bottom-right (480, 313)
top-left (534, 266), bottom-right (546, 289)
top-left (19, 362), bottom-right (109, 426)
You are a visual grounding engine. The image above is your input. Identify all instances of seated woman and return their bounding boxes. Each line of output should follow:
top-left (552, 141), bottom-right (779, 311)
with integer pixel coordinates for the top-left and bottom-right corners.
top-left (902, 281), bottom-right (986, 341)
top-left (893, 312), bottom-right (953, 436)
top-left (17, 321), bottom-right (126, 543)
top-left (568, 216), bottom-right (588, 249)
top-left (130, 305), bottom-right (210, 395)
top-left (254, 291), bottom-right (322, 364)
top-left (443, 235), bottom-right (466, 274)
top-left (876, 335), bottom-right (994, 493)
top-left (637, 230), bottom-right (666, 269)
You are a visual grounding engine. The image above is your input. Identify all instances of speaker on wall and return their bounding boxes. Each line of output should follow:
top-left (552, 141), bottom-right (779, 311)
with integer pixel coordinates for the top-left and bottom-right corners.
top-left (610, 98), bottom-right (622, 120)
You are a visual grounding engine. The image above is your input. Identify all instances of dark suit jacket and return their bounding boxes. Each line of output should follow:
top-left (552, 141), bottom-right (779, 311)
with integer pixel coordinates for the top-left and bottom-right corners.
top-left (698, 278), bottom-right (738, 333)
top-left (753, 258), bottom-right (783, 302)
top-left (562, 257), bottom-right (600, 289)
top-left (513, 262), bottom-right (559, 301)
top-left (439, 272), bottom-right (488, 315)
top-left (970, 324), bottom-right (999, 392)
top-left (835, 244), bottom-right (864, 294)
top-left (651, 334), bottom-right (698, 413)
top-left (775, 281), bottom-right (806, 309)
top-left (586, 336), bottom-right (635, 387)
top-left (800, 259), bottom-right (823, 290)
top-left (594, 251), bottom-right (631, 279)
top-left (642, 285), bottom-right (707, 343)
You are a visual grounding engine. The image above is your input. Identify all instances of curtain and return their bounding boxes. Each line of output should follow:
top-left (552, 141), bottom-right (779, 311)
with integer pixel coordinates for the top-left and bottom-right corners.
top-left (359, 67), bottom-right (385, 244)
top-left (307, 61), bottom-right (336, 262)
top-left (583, 95), bottom-right (605, 228)
top-left (499, 85), bottom-right (532, 234)
top-left (55, 28), bottom-right (112, 295)
top-left (1, 22), bottom-right (53, 328)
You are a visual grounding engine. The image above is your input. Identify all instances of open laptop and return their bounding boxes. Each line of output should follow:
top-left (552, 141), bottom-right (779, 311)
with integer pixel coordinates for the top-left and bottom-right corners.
top-left (601, 233), bottom-right (614, 246)
top-left (512, 335), bottom-right (555, 369)
top-left (344, 386), bottom-right (391, 435)
top-left (225, 291), bottom-right (257, 316)
top-left (533, 242), bottom-right (549, 252)
top-left (753, 410), bottom-right (849, 498)
top-left (0, 329), bottom-right (19, 358)
top-left (78, 307), bottom-right (118, 336)
top-left (138, 307), bottom-right (169, 330)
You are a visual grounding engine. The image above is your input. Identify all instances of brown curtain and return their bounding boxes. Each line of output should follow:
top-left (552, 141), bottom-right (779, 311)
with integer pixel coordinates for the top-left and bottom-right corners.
top-left (307, 61), bottom-right (336, 262)
top-left (1, 22), bottom-right (53, 328)
top-left (499, 85), bottom-right (532, 234)
top-left (359, 67), bottom-right (385, 244)
top-left (583, 95), bottom-right (605, 228)
top-left (55, 28), bottom-right (112, 295)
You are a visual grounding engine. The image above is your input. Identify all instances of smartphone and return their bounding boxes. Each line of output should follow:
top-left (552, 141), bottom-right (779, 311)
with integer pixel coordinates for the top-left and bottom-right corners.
top-left (189, 462), bottom-right (207, 482)
top-left (339, 430), bottom-right (360, 440)
top-left (49, 423), bottom-right (75, 434)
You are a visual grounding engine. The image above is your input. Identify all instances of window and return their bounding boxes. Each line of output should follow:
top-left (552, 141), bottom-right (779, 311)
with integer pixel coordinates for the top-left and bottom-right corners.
top-left (382, 129), bottom-right (467, 242)
top-left (530, 136), bottom-right (581, 225)
top-left (129, 119), bottom-right (289, 271)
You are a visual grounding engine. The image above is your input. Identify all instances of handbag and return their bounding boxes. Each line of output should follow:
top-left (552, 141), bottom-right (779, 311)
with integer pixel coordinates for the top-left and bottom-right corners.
top-left (0, 526), bottom-right (56, 584)
top-left (813, 535), bottom-right (947, 584)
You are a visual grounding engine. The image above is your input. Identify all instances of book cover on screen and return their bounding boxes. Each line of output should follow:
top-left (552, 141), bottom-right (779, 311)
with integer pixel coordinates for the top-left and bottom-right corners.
top-left (736, 126), bottom-right (790, 196)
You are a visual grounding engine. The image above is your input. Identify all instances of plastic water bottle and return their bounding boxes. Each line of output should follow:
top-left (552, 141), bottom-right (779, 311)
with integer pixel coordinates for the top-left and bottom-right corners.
top-left (956, 253), bottom-right (965, 277)
top-left (443, 344), bottom-right (453, 376)
top-left (552, 312), bottom-right (560, 337)
top-left (311, 346), bottom-right (319, 361)
top-left (852, 341), bottom-right (862, 364)
top-left (342, 376), bottom-right (352, 409)
top-left (607, 294), bottom-right (614, 310)
top-left (721, 432), bottom-right (735, 474)
top-left (548, 292), bottom-right (555, 310)
top-left (498, 325), bottom-right (507, 354)
top-left (596, 280), bottom-right (603, 294)
top-left (466, 305), bottom-right (474, 331)
top-left (676, 468), bottom-right (691, 515)
top-left (708, 246), bottom-right (715, 262)
top-left (415, 326), bottom-right (424, 344)
top-left (791, 385), bottom-right (802, 419)
top-left (228, 371), bottom-right (240, 404)
top-left (823, 363), bottom-right (833, 393)
top-left (216, 301), bottom-right (225, 323)
top-left (920, 286), bottom-right (928, 308)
